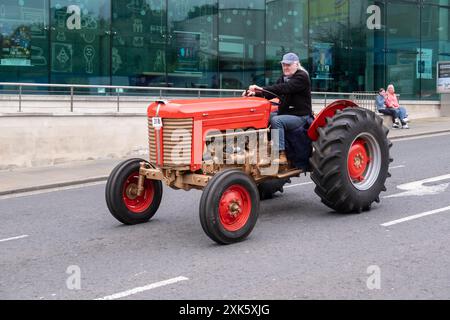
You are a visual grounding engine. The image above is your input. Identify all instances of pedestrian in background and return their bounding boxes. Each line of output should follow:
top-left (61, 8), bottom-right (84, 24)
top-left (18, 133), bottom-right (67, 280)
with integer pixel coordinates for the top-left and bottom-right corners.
top-left (376, 88), bottom-right (401, 129)
top-left (385, 84), bottom-right (409, 129)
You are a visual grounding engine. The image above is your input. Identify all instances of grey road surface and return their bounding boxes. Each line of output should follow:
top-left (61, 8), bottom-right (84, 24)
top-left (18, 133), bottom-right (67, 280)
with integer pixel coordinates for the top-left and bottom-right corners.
top-left (1, 133), bottom-right (450, 300)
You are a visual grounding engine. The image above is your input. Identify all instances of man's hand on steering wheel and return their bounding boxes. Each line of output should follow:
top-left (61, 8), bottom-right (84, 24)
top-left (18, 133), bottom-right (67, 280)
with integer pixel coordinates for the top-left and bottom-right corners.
top-left (242, 90), bottom-right (257, 97)
top-left (242, 85), bottom-right (263, 97)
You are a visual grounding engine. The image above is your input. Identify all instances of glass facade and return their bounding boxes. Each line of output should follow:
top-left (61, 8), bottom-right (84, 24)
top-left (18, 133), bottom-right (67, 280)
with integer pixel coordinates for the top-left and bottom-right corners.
top-left (1, 0), bottom-right (450, 99)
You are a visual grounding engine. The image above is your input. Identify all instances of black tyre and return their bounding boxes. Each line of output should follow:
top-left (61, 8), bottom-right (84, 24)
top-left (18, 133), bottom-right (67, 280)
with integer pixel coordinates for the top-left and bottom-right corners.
top-left (199, 169), bottom-right (260, 244)
top-left (310, 107), bottom-right (392, 213)
top-left (105, 158), bottom-right (142, 213)
top-left (105, 158), bottom-right (163, 224)
top-left (257, 178), bottom-right (291, 200)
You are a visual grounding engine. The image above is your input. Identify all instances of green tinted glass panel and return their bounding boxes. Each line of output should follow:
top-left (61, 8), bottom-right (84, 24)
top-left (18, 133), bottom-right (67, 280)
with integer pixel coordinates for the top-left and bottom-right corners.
top-left (0, 0), bottom-right (49, 84)
top-left (386, 1), bottom-right (420, 99)
top-left (1, 0), bottom-right (448, 100)
top-left (423, 0), bottom-right (450, 5)
top-left (49, 0), bottom-right (110, 86)
top-left (348, 0), bottom-right (383, 93)
top-left (218, 0), bottom-right (265, 89)
top-left (309, 0), bottom-right (350, 92)
top-left (266, 0), bottom-right (308, 85)
top-left (111, 0), bottom-right (166, 86)
top-left (420, 4), bottom-right (450, 99)
top-left (167, 0), bottom-right (218, 89)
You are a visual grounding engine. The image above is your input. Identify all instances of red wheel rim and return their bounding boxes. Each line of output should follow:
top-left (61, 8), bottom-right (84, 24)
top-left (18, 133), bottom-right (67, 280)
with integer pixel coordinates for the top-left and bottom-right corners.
top-left (347, 138), bottom-right (370, 182)
top-left (122, 172), bottom-right (155, 214)
top-left (219, 184), bottom-right (252, 232)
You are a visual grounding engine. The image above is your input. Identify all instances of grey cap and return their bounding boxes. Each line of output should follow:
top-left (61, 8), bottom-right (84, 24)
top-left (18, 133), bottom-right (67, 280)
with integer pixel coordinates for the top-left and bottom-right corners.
top-left (280, 52), bottom-right (299, 64)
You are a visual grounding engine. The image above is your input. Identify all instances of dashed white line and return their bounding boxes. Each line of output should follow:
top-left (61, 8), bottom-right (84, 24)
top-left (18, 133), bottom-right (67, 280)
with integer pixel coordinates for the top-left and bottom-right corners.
top-left (0, 235), bottom-right (29, 243)
top-left (284, 182), bottom-right (313, 189)
top-left (283, 166), bottom-right (402, 190)
top-left (389, 165), bottom-right (406, 169)
top-left (391, 131), bottom-right (450, 142)
top-left (95, 276), bottom-right (189, 300)
top-left (381, 205), bottom-right (450, 227)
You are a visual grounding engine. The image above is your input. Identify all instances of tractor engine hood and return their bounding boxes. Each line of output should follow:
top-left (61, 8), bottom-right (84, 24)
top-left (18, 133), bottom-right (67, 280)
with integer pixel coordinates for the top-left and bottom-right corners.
top-left (147, 97), bottom-right (272, 121)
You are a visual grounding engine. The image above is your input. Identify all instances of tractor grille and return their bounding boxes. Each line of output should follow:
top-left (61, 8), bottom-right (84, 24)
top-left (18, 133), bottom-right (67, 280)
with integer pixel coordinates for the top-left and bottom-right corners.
top-left (148, 118), bottom-right (193, 166)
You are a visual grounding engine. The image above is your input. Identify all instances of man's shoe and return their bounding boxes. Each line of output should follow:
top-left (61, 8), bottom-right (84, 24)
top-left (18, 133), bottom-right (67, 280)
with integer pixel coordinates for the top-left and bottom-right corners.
top-left (273, 151), bottom-right (288, 165)
top-left (392, 123), bottom-right (400, 129)
top-left (403, 117), bottom-right (409, 123)
top-left (402, 123), bottom-right (409, 129)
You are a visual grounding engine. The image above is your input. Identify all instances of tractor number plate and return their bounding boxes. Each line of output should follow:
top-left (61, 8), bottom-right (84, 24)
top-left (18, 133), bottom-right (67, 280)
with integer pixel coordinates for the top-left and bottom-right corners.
top-left (152, 117), bottom-right (163, 129)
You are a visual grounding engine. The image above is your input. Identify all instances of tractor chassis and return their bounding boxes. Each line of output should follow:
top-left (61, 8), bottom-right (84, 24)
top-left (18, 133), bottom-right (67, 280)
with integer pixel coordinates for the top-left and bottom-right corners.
top-left (137, 161), bottom-right (304, 195)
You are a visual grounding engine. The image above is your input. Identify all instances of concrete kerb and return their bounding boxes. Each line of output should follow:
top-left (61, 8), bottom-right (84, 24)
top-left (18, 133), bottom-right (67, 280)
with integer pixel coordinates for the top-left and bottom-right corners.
top-left (0, 176), bottom-right (108, 196)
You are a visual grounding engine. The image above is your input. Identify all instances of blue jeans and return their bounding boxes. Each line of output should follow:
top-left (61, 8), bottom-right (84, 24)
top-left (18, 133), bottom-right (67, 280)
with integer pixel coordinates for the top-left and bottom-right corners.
top-left (270, 112), bottom-right (310, 151)
top-left (380, 107), bottom-right (407, 124)
top-left (397, 106), bottom-right (408, 123)
top-left (378, 108), bottom-right (399, 122)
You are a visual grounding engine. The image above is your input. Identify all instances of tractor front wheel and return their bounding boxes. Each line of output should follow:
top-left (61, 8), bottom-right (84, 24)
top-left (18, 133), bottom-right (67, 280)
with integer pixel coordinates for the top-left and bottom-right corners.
top-left (105, 158), bottom-right (163, 224)
top-left (199, 169), bottom-right (260, 244)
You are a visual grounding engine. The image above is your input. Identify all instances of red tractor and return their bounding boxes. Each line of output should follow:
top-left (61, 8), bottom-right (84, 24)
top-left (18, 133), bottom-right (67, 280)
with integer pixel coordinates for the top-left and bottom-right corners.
top-left (105, 96), bottom-right (392, 244)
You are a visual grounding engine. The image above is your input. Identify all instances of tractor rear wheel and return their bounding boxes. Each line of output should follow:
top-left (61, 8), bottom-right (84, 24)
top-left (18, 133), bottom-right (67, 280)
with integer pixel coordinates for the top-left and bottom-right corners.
top-left (310, 108), bottom-right (392, 213)
top-left (105, 158), bottom-right (163, 224)
top-left (199, 169), bottom-right (260, 244)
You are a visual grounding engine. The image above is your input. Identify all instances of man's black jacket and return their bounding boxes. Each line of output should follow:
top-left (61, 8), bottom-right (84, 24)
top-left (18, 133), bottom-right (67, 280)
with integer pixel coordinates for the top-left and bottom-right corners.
top-left (261, 69), bottom-right (312, 117)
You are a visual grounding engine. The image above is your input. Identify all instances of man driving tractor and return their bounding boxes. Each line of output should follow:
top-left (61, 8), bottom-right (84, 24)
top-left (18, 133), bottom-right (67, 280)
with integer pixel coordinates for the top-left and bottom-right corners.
top-left (243, 52), bottom-right (313, 165)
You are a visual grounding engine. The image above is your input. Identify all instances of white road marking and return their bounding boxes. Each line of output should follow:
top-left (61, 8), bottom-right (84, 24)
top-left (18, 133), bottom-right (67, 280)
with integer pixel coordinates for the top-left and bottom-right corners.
top-left (381, 205), bottom-right (450, 227)
top-left (0, 235), bottom-right (29, 243)
top-left (389, 165), bottom-right (405, 169)
top-left (95, 276), bottom-right (189, 300)
top-left (391, 131), bottom-right (450, 142)
top-left (285, 182), bottom-right (314, 189)
top-left (285, 164), bottom-right (403, 190)
top-left (384, 173), bottom-right (450, 198)
top-left (0, 181), bottom-right (107, 200)
top-left (282, 166), bottom-right (403, 190)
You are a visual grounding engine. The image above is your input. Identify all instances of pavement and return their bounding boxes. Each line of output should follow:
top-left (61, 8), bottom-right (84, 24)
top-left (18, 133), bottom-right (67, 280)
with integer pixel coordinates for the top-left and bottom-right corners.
top-left (1, 116), bottom-right (450, 196)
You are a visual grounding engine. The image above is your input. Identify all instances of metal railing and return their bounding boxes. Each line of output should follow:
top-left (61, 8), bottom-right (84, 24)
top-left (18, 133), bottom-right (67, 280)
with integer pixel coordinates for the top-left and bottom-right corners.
top-left (350, 91), bottom-right (378, 112)
top-left (0, 82), bottom-right (381, 113)
top-left (0, 82), bottom-right (245, 113)
top-left (350, 91), bottom-right (402, 114)
top-left (310, 91), bottom-right (378, 112)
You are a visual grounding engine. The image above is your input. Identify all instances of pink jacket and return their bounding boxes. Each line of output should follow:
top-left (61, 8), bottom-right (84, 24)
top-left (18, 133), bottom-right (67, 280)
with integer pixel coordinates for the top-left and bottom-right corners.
top-left (385, 93), bottom-right (399, 108)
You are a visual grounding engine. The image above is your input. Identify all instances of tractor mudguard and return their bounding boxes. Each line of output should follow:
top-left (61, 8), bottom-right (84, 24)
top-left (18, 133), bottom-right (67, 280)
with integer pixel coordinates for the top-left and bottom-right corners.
top-left (307, 99), bottom-right (359, 141)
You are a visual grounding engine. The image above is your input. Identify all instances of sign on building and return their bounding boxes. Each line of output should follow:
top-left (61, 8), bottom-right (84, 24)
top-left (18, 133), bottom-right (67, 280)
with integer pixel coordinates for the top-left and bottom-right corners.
top-left (437, 61), bottom-right (450, 93)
